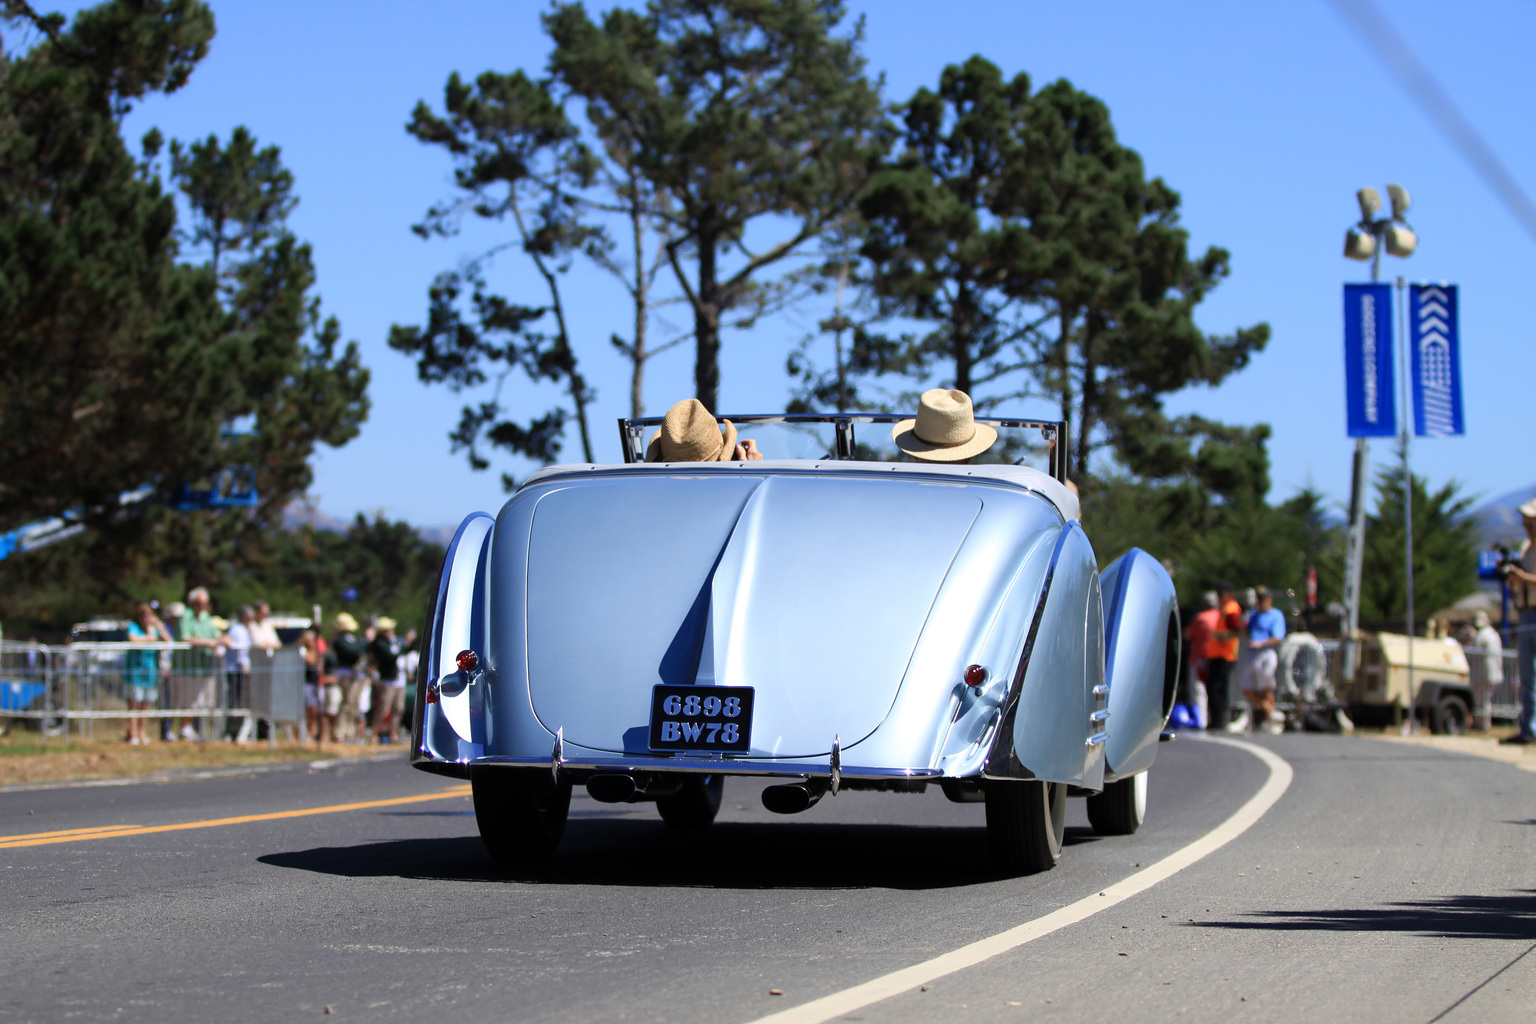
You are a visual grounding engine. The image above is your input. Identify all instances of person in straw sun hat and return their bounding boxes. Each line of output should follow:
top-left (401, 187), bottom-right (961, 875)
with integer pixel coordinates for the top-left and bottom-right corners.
top-left (646, 398), bottom-right (761, 462)
top-left (892, 388), bottom-right (998, 463)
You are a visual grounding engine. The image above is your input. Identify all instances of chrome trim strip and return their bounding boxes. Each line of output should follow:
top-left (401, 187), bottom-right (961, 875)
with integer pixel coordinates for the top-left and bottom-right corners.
top-left (1092, 684), bottom-right (1110, 697)
top-left (1086, 730), bottom-right (1109, 746)
top-left (1090, 708), bottom-right (1111, 723)
top-left (438, 753), bottom-right (942, 780)
top-left (830, 735), bottom-right (842, 794)
top-left (550, 727), bottom-right (564, 783)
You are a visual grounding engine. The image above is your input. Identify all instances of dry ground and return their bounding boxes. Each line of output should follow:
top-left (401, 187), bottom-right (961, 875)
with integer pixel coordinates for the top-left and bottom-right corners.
top-left (0, 729), bottom-right (405, 787)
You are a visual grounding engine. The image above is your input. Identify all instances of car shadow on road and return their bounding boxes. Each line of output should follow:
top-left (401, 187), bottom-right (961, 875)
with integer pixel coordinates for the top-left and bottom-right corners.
top-left (1189, 890), bottom-right (1536, 941)
top-left (258, 819), bottom-right (1101, 890)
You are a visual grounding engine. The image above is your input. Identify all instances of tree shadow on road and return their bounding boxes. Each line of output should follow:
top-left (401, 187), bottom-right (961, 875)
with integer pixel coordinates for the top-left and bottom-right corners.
top-left (1190, 890), bottom-right (1536, 941)
top-left (258, 818), bottom-right (1101, 891)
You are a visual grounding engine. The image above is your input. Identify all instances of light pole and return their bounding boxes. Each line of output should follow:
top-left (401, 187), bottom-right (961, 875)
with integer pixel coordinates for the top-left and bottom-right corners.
top-left (1340, 185), bottom-right (1416, 686)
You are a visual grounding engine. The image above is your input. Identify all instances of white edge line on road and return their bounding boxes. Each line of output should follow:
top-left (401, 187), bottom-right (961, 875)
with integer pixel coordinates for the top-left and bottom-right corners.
top-left (741, 736), bottom-right (1293, 1024)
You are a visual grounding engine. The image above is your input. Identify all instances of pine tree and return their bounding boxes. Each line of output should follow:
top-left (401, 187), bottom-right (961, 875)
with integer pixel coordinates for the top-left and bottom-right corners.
top-left (1362, 451), bottom-right (1479, 625)
top-left (856, 57), bottom-right (1268, 477)
top-left (544, 0), bottom-right (889, 412)
top-left (0, 1), bottom-right (368, 598)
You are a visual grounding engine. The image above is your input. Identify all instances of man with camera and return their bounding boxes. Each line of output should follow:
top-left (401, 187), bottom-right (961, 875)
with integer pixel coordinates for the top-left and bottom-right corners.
top-left (1499, 498), bottom-right (1536, 745)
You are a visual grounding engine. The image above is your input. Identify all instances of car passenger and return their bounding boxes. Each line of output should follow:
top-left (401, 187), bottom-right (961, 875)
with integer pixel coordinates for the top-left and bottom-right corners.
top-left (646, 399), bottom-right (761, 461)
top-left (892, 389), bottom-right (998, 463)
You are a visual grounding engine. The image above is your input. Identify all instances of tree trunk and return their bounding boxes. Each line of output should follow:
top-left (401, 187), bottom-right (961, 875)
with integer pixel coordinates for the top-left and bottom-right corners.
top-left (693, 227), bottom-right (721, 412)
top-left (952, 283), bottom-right (975, 396)
top-left (511, 198), bottom-right (594, 461)
top-left (628, 194), bottom-right (648, 418)
top-left (1078, 313), bottom-right (1100, 478)
top-left (1057, 307), bottom-right (1075, 471)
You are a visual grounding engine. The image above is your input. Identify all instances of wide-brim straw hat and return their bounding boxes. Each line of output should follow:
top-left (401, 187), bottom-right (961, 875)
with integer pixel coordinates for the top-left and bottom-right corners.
top-left (892, 388), bottom-right (998, 463)
top-left (334, 612), bottom-right (359, 633)
top-left (645, 399), bottom-right (738, 462)
top-left (376, 616), bottom-right (397, 631)
top-left (1520, 497), bottom-right (1536, 519)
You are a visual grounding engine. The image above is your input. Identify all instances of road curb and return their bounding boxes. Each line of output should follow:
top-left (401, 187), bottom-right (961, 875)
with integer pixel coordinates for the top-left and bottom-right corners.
top-left (1375, 732), bottom-right (1536, 774)
top-left (0, 751), bottom-right (406, 794)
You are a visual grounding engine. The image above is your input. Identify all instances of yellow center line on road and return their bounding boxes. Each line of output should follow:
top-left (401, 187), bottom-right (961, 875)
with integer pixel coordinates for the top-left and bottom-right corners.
top-left (3, 824), bottom-right (145, 841)
top-left (0, 784), bottom-right (473, 849)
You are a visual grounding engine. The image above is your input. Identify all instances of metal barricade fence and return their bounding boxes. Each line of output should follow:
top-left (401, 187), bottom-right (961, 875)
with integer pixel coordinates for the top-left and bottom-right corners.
top-left (0, 639), bottom-right (305, 744)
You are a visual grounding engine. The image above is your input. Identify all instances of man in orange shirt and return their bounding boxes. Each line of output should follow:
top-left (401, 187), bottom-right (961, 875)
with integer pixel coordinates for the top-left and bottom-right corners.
top-left (1183, 592), bottom-right (1220, 727)
top-left (1204, 582), bottom-right (1244, 732)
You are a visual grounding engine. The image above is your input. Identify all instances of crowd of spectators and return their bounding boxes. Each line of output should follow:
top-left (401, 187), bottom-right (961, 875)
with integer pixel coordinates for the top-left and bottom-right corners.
top-left (1186, 584), bottom-right (1517, 735)
top-left (117, 589), bottom-right (418, 746)
top-left (1184, 583), bottom-right (1288, 734)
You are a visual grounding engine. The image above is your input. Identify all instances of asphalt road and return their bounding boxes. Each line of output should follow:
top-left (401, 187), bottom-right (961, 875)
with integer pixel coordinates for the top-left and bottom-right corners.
top-left (1, 734), bottom-right (1533, 1024)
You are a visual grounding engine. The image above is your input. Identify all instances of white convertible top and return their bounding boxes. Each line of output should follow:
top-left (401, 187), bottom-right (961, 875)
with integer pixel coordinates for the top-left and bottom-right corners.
top-left (520, 460), bottom-right (1080, 522)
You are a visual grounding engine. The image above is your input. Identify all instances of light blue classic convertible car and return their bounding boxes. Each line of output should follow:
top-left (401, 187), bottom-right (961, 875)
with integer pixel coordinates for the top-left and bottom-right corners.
top-left (411, 413), bottom-right (1180, 874)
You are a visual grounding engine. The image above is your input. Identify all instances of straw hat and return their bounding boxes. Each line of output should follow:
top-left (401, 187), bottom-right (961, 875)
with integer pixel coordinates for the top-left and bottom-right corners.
top-left (334, 612), bottom-right (359, 633)
top-left (376, 616), bottom-right (397, 631)
top-left (645, 399), bottom-right (738, 462)
top-left (1520, 498), bottom-right (1536, 519)
top-left (892, 389), bottom-right (998, 462)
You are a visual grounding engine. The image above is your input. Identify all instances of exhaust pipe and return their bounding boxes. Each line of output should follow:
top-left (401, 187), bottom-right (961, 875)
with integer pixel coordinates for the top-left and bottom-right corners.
top-left (586, 773), bottom-right (687, 804)
top-left (586, 774), bottom-right (637, 803)
top-left (761, 782), bottom-right (825, 815)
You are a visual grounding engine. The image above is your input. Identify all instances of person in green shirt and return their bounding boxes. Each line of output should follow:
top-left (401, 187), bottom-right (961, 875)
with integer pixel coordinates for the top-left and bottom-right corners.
top-left (171, 587), bottom-right (224, 741)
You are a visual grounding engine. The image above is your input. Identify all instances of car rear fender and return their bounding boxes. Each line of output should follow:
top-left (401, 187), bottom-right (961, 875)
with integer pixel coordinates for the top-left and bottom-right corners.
top-left (984, 522), bottom-right (1106, 788)
top-left (414, 511), bottom-right (494, 764)
top-left (1099, 548), bottom-right (1180, 780)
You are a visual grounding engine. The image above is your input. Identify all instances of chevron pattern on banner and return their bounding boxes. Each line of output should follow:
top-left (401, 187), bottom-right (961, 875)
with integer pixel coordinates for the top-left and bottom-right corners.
top-left (1409, 284), bottom-right (1463, 437)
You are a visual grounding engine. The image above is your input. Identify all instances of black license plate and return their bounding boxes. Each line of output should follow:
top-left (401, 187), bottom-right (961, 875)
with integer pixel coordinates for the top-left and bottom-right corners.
top-left (648, 685), bottom-right (754, 752)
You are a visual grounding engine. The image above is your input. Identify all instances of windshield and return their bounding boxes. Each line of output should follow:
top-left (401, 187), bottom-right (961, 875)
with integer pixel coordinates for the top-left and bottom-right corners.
top-left (618, 414), bottom-right (1067, 481)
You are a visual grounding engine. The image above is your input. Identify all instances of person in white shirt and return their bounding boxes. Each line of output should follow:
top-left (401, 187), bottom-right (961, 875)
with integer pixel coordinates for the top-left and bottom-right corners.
top-left (248, 602), bottom-right (281, 651)
top-left (223, 605), bottom-right (254, 740)
top-left (1467, 611), bottom-right (1503, 731)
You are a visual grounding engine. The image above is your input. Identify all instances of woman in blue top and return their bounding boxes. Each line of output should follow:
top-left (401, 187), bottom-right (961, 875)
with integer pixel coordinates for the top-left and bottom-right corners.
top-left (125, 603), bottom-right (169, 744)
top-left (1241, 587), bottom-right (1287, 733)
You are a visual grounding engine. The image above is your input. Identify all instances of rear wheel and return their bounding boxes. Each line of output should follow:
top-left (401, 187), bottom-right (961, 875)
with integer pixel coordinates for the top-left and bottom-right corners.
top-left (656, 774), bottom-right (724, 829)
top-left (471, 768), bottom-right (572, 863)
top-left (1431, 694), bottom-right (1470, 736)
top-left (984, 779), bottom-right (1065, 875)
top-left (1086, 770), bottom-right (1148, 835)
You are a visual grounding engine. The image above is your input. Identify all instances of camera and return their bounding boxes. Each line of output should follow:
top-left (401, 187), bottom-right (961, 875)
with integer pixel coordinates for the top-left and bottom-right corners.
top-left (1493, 544), bottom-right (1519, 581)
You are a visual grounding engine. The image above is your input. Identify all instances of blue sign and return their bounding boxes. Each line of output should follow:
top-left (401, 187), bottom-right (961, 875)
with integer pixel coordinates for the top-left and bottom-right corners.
top-left (1409, 284), bottom-right (1463, 437)
top-left (1343, 284), bottom-right (1396, 437)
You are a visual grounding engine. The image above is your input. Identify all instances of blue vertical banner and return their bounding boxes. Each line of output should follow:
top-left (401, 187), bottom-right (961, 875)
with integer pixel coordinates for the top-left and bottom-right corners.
top-left (1343, 283), bottom-right (1396, 437)
top-left (1409, 284), bottom-right (1463, 436)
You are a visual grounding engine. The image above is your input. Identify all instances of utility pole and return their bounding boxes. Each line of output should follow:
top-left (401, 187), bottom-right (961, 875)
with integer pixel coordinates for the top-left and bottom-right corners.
top-left (1341, 185), bottom-right (1417, 683)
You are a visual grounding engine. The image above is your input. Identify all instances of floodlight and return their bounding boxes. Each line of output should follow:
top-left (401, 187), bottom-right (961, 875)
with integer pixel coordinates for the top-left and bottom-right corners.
top-left (1387, 184), bottom-right (1410, 218)
top-left (1344, 227), bottom-right (1376, 261)
top-left (1356, 187), bottom-right (1382, 221)
top-left (1384, 223), bottom-right (1417, 257)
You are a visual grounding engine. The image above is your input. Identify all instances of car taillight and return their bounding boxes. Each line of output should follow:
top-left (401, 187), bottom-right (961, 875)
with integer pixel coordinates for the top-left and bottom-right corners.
top-left (964, 664), bottom-right (987, 687)
top-left (425, 681), bottom-right (440, 705)
top-left (456, 649), bottom-right (478, 672)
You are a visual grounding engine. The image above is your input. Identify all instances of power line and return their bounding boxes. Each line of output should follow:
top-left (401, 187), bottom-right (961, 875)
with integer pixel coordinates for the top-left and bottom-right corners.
top-left (1327, 0), bottom-right (1536, 246)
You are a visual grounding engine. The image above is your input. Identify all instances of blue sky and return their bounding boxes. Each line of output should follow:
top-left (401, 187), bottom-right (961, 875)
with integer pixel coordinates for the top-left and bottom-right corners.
top-left (36, 0), bottom-right (1536, 527)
